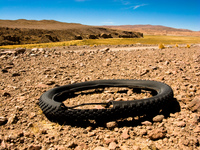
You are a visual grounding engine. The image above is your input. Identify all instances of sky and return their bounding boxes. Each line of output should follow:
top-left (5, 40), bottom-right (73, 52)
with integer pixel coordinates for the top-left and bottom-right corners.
top-left (0, 0), bottom-right (200, 31)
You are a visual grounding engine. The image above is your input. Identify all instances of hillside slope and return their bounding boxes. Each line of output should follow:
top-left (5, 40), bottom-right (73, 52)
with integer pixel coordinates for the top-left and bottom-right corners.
top-left (102, 25), bottom-right (200, 36)
top-left (0, 19), bottom-right (143, 46)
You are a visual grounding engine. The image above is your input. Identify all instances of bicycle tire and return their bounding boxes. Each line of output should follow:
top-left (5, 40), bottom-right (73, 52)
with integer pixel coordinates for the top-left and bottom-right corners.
top-left (39, 79), bottom-right (173, 121)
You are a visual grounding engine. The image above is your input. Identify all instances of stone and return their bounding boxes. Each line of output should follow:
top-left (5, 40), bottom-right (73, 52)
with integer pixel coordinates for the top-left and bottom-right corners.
top-left (140, 69), bottom-right (149, 76)
top-left (121, 129), bottom-right (130, 139)
top-left (31, 48), bottom-right (38, 52)
top-left (14, 48), bottom-right (26, 55)
top-left (8, 114), bottom-right (18, 124)
top-left (175, 121), bottom-right (186, 127)
top-left (28, 145), bottom-right (42, 150)
top-left (141, 121), bottom-right (152, 126)
top-left (0, 116), bottom-right (8, 125)
top-left (108, 141), bottom-right (118, 150)
top-left (106, 121), bottom-right (118, 129)
top-left (139, 129), bottom-right (147, 136)
top-left (93, 147), bottom-right (109, 150)
top-left (74, 143), bottom-right (88, 150)
top-left (101, 47), bottom-right (110, 52)
top-left (148, 129), bottom-right (166, 140)
top-left (153, 115), bottom-right (164, 122)
top-left (46, 81), bottom-right (55, 85)
top-left (187, 96), bottom-right (200, 112)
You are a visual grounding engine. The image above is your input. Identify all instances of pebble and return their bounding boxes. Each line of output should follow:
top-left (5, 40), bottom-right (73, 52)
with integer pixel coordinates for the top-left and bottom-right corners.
top-left (187, 96), bottom-right (200, 112)
top-left (175, 121), bottom-right (186, 127)
top-left (106, 121), bottom-right (118, 129)
top-left (108, 141), bottom-right (118, 150)
top-left (14, 48), bottom-right (26, 55)
top-left (94, 147), bottom-right (109, 150)
top-left (121, 129), bottom-right (130, 139)
top-left (8, 114), bottom-right (18, 124)
top-left (46, 81), bottom-right (55, 85)
top-left (141, 121), bottom-right (152, 126)
top-left (139, 129), bottom-right (147, 136)
top-left (148, 129), bottom-right (166, 140)
top-left (0, 116), bottom-right (8, 125)
top-left (31, 48), bottom-right (38, 52)
top-left (153, 115), bottom-right (164, 122)
top-left (28, 145), bottom-right (42, 150)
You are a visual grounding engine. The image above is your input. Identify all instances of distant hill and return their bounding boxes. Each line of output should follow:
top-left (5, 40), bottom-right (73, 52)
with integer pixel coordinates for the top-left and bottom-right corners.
top-left (0, 19), bottom-right (143, 46)
top-left (101, 25), bottom-right (200, 36)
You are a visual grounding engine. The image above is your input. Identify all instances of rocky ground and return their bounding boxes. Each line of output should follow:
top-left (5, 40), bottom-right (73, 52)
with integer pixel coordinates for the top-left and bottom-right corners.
top-left (0, 44), bottom-right (200, 150)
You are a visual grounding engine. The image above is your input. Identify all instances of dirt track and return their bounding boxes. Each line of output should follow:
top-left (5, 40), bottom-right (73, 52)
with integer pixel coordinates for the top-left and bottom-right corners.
top-left (0, 44), bottom-right (200, 150)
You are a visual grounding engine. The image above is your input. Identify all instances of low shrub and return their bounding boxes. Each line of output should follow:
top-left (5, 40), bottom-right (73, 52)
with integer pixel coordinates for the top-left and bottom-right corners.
top-left (186, 44), bottom-right (190, 48)
top-left (158, 44), bottom-right (165, 49)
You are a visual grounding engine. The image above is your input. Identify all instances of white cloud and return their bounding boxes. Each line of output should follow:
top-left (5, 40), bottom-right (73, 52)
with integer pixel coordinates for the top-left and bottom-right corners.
top-left (132, 4), bottom-right (147, 9)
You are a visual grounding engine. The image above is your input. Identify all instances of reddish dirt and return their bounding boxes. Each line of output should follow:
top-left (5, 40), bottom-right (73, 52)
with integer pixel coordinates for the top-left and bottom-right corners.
top-left (0, 44), bottom-right (200, 150)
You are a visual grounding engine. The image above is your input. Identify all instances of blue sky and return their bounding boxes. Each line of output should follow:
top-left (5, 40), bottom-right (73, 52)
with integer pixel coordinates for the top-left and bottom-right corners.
top-left (0, 0), bottom-right (200, 31)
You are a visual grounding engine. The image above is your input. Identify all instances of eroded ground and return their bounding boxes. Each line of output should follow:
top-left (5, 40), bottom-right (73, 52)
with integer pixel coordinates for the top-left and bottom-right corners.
top-left (0, 44), bottom-right (200, 150)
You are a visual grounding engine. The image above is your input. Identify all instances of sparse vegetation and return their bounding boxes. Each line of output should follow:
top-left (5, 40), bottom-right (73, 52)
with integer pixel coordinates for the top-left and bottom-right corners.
top-left (0, 35), bottom-right (200, 49)
top-left (186, 44), bottom-right (191, 48)
top-left (158, 44), bottom-right (165, 49)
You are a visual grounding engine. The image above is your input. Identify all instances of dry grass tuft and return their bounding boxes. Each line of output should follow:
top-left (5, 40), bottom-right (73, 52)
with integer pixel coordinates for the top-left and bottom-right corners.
top-left (158, 44), bottom-right (165, 49)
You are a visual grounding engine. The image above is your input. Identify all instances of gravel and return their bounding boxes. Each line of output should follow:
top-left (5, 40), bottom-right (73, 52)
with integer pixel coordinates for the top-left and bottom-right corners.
top-left (0, 44), bottom-right (200, 149)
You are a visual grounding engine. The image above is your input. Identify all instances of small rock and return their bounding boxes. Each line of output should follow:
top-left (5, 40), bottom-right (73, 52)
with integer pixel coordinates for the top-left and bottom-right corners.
top-left (75, 143), bottom-right (88, 150)
top-left (94, 146), bottom-right (109, 150)
top-left (175, 121), bottom-right (186, 127)
top-left (187, 96), bottom-right (200, 112)
top-left (106, 121), bottom-right (118, 129)
top-left (88, 131), bottom-right (96, 137)
top-left (14, 48), bottom-right (26, 55)
top-left (30, 54), bottom-right (37, 57)
top-left (0, 116), bottom-right (8, 125)
top-left (121, 129), bottom-right (130, 139)
top-left (139, 129), bottom-right (147, 136)
top-left (38, 48), bottom-right (44, 51)
top-left (8, 114), bottom-right (18, 124)
top-left (140, 69), bottom-right (149, 76)
top-left (108, 141), bottom-right (118, 150)
top-left (46, 81), bottom-right (55, 85)
top-left (28, 145), bottom-right (42, 150)
top-left (141, 121), bottom-right (152, 126)
top-left (101, 47), bottom-right (110, 52)
top-left (148, 129), bottom-right (166, 140)
top-left (153, 115), bottom-right (164, 122)
top-left (104, 138), bottom-right (117, 145)
top-left (36, 83), bottom-right (48, 88)
top-left (31, 48), bottom-right (38, 52)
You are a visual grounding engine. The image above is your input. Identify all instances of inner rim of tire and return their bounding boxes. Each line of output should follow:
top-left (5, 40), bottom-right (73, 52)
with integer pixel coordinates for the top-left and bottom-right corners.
top-left (54, 87), bottom-right (157, 109)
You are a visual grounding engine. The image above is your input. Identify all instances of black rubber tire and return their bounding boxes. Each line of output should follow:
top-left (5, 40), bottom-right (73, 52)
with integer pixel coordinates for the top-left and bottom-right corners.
top-left (39, 79), bottom-right (173, 121)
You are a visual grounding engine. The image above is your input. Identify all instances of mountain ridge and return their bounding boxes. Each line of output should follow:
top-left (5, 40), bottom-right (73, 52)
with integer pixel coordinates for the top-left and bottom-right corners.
top-left (101, 24), bottom-right (200, 36)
